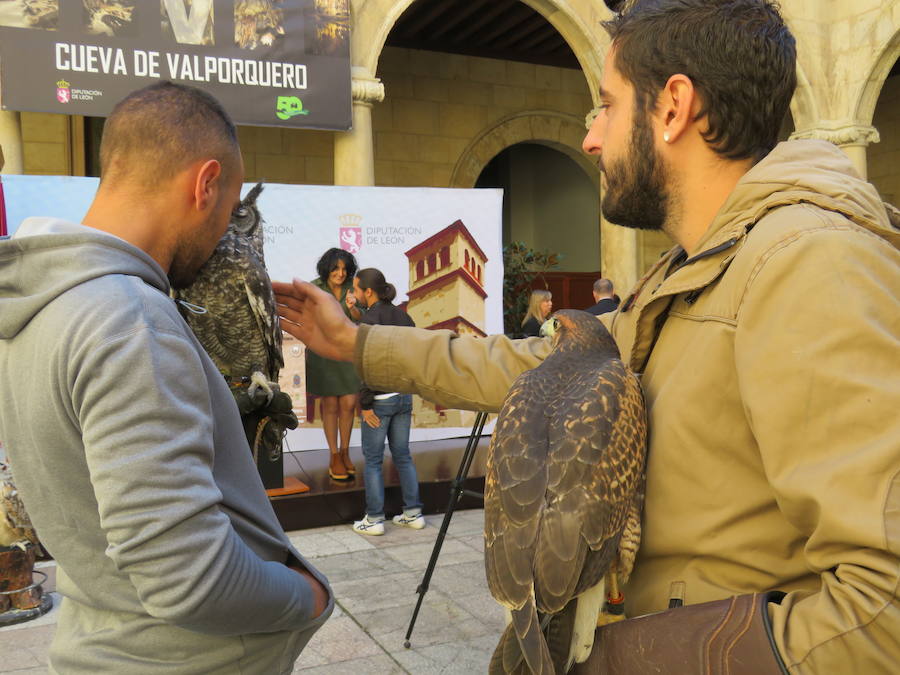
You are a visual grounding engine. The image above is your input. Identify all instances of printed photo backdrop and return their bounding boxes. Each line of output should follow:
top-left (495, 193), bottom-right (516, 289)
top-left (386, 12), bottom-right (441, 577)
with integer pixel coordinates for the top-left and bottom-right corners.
top-left (0, 1), bottom-right (350, 129)
top-left (1, 175), bottom-right (503, 449)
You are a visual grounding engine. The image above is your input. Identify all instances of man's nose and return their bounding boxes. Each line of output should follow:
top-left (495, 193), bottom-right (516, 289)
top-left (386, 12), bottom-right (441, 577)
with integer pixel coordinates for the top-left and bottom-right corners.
top-left (582, 116), bottom-right (603, 155)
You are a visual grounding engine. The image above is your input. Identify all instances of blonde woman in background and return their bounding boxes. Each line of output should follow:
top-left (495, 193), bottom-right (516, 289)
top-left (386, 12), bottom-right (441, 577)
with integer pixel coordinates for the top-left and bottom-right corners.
top-left (520, 289), bottom-right (552, 337)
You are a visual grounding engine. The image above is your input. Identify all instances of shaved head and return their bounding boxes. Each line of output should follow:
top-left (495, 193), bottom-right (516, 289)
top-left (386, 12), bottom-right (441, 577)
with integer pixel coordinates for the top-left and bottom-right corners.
top-left (594, 278), bottom-right (614, 296)
top-left (99, 81), bottom-right (240, 190)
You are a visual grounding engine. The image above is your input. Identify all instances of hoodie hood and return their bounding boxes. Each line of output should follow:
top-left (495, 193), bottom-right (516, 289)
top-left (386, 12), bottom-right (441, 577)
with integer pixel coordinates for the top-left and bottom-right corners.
top-left (0, 218), bottom-right (169, 339)
top-left (693, 139), bottom-right (900, 254)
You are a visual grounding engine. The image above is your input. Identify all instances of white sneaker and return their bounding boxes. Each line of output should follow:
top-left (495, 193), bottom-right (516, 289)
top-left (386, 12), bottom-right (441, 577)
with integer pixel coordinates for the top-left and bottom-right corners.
top-left (393, 513), bottom-right (426, 530)
top-left (352, 515), bottom-right (385, 536)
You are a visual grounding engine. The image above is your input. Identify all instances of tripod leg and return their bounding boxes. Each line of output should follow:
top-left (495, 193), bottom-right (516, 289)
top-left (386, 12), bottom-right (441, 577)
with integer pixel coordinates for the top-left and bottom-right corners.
top-left (403, 411), bottom-right (488, 648)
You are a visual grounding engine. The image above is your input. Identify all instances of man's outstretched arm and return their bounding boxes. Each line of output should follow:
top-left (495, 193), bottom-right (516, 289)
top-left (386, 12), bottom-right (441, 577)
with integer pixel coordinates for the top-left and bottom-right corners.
top-left (274, 279), bottom-right (551, 412)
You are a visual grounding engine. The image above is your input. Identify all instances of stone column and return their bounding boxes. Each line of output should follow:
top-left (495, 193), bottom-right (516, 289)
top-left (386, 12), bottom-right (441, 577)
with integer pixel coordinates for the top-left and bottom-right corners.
top-left (600, 216), bottom-right (641, 294)
top-left (790, 123), bottom-right (880, 180)
top-left (0, 111), bottom-right (24, 174)
top-left (333, 66), bottom-right (384, 186)
top-left (585, 107), bottom-right (642, 292)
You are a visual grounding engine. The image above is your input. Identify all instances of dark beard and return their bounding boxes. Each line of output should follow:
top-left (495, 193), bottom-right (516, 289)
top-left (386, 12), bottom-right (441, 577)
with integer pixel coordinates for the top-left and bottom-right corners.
top-left (601, 112), bottom-right (669, 231)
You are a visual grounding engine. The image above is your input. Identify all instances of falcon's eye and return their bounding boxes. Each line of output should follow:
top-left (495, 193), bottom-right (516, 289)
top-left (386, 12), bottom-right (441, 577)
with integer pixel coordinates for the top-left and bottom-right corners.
top-left (553, 318), bottom-right (561, 331)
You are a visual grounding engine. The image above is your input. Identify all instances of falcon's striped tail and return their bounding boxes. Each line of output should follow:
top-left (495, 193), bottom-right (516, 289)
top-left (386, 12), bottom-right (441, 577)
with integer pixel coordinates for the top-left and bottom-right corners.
top-left (489, 600), bottom-right (553, 674)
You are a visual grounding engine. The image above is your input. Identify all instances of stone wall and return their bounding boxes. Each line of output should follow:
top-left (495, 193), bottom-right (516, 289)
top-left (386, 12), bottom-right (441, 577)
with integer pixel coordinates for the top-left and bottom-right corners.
top-left (20, 113), bottom-right (73, 176)
top-left (372, 46), bottom-right (593, 188)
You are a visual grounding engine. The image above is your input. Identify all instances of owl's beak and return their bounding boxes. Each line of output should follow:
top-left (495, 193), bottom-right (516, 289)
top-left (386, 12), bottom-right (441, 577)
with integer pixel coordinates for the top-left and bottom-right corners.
top-left (539, 318), bottom-right (556, 338)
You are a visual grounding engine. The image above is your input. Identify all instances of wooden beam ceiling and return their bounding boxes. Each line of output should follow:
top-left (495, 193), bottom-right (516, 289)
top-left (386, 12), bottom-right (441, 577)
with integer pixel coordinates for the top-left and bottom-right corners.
top-left (385, 0), bottom-right (582, 70)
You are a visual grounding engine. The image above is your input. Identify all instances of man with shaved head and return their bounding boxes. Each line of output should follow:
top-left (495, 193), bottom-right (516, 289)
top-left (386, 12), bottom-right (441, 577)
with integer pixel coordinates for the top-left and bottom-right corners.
top-left (586, 277), bottom-right (619, 315)
top-left (0, 82), bottom-right (331, 673)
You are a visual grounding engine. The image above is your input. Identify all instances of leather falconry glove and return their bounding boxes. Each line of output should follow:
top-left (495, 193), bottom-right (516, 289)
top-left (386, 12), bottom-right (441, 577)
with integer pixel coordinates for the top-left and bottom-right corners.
top-left (575, 591), bottom-right (789, 675)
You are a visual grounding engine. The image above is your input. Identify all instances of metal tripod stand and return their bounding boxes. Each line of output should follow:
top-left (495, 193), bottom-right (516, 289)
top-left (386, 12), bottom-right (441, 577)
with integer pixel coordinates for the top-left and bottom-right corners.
top-left (403, 410), bottom-right (489, 648)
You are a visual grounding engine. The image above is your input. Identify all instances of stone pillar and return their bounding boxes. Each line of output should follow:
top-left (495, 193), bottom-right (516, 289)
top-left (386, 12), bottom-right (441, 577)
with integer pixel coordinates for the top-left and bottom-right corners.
top-left (333, 66), bottom-right (384, 186)
top-left (0, 111), bottom-right (24, 174)
top-left (790, 123), bottom-right (880, 180)
top-left (600, 215), bottom-right (641, 294)
top-left (586, 107), bottom-right (642, 293)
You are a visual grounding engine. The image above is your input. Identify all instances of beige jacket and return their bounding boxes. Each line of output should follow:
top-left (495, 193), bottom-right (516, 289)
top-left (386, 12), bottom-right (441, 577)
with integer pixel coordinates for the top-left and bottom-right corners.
top-left (355, 140), bottom-right (900, 673)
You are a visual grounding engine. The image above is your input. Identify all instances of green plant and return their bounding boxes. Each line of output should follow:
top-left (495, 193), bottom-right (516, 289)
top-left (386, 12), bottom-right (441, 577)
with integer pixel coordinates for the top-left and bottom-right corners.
top-left (502, 242), bottom-right (561, 335)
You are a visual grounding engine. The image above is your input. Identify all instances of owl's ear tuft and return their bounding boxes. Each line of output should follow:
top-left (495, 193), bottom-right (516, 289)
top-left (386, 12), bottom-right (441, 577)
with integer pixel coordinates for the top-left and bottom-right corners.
top-left (245, 181), bottom-right (265, 204)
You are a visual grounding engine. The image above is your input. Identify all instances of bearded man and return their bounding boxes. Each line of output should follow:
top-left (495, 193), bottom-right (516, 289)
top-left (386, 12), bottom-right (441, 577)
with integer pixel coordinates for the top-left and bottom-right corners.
top-left (0, 82), bottom-right (331, 673)
top-left (274, 0), bottom-right (899, 672)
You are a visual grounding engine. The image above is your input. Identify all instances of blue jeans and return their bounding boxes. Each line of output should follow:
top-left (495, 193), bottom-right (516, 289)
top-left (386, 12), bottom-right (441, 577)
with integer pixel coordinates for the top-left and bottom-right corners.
top-left (360, 394), bottom-right (421, 520)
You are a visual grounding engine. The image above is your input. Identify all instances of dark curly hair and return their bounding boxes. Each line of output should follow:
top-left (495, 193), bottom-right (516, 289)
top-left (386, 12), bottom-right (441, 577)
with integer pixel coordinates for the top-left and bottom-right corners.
top-left (315, 248), bottom-right (357, 285)
top-left (603, 0), bottom-right (796, 162)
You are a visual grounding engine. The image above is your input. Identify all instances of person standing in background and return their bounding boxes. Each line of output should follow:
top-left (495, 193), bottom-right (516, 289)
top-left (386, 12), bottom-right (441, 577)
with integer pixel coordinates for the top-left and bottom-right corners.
top-left (520, 288), bottom-right (553, 337)
top-left (586, 278), bottom-right (619, 315)
top-left (349, 268), bottom-right (424, 536)
top-left (307, 248), bottom-right (361, 480)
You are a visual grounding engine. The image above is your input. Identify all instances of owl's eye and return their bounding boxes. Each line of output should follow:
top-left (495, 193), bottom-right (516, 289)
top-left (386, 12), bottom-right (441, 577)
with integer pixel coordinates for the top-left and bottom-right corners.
top-left (233, 207), bottom-right (248, 218)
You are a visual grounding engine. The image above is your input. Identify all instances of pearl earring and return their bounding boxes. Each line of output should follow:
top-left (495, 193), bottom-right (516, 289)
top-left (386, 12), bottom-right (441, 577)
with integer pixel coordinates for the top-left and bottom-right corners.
top-left (663, 131), bottom-right (670, 143)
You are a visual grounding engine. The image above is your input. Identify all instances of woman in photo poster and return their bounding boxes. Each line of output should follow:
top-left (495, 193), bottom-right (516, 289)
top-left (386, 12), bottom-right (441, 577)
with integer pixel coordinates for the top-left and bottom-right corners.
top-left (308, 248), bottom-right (360, 480)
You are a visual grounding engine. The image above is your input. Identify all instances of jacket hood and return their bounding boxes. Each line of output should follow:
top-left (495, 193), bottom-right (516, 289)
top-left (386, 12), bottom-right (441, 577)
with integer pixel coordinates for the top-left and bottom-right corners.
top-left (0, 218), bottom-right (169, 339)
top-left (694, 139), bottom-right (899, 254)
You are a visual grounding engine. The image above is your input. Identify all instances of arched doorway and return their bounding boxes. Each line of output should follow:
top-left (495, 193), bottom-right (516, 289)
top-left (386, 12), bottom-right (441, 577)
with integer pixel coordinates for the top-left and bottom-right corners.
top-left (476, 142), bottom-right (598, 264)
top-left (476, 142), bottom-right (600, 312)
top-left (868, 57), bottom-right (899, 205)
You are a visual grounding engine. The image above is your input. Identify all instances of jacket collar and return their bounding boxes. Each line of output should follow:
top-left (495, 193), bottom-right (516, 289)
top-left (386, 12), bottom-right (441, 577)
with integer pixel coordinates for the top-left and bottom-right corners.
top-left (614, 139), bottom-right (897, 372)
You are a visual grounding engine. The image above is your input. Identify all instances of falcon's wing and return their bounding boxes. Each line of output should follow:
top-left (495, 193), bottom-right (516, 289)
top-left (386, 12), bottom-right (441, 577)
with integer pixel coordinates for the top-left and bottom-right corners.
top-left (484, 367), bottom-right (551, 612)
top-left (535, 358), bottom-right (647, 613)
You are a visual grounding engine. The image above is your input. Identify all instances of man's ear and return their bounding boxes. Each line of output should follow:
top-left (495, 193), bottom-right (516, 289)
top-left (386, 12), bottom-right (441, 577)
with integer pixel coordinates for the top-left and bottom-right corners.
top-left (193, 159), bottom-right (223, 212)
top-left (658, 74), bottom-right (699, 144)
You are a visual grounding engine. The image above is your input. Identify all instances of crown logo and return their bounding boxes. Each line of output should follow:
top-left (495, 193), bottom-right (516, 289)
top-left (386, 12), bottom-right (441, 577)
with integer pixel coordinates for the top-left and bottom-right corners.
top-left (339, 213), bottom-right (362, 228)
top-left (57, 79), bottom-right (70, 89)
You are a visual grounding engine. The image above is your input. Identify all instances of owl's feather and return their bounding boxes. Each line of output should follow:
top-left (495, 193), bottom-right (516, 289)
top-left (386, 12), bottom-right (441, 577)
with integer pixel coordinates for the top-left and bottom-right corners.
top-left (0, 461), bottom-right (40, 551)
top-left (175, 182), bottom-right (283, 390)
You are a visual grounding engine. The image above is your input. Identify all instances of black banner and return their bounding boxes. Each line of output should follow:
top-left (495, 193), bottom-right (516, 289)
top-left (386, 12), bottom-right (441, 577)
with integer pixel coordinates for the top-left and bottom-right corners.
top-left (0, 1), bottom-right (351, 129)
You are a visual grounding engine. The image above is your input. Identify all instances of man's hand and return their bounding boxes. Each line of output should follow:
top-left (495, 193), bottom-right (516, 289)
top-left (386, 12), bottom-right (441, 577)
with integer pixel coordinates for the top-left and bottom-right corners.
top-left (362, 409), bottom-right (381, 428)
top-left (289, 566), bottom-right (329, 619)
top-left (273, 279), bottom-right (358, 362)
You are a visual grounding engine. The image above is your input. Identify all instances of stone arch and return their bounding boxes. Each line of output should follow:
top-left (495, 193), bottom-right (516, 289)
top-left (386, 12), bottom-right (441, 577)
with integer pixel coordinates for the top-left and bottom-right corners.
top-left (449, 110), bottom-right (597, 189)
top-left (354, 0), bottom-right (606, 101)
top-left (788, 62), bottom-right (817, 134)
top-left (855, 27), bottom-right (900, 126)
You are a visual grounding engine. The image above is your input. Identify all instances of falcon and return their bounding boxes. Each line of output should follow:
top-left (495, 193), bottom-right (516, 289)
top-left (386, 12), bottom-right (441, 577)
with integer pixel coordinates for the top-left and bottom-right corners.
top-left (0, 460), bottom-right (39, 552)
top-left (485, 310), bottom-right (647, 674)
top-left (174, 182), bottom-right (297, 464)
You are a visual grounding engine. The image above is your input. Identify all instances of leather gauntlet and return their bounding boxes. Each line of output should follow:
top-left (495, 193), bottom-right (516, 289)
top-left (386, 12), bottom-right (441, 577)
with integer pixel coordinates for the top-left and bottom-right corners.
top-left (575, 591), bottom-right (789, 675)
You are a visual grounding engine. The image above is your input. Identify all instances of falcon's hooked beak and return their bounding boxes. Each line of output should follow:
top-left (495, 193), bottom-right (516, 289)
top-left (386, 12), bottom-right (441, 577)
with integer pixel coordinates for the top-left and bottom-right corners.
top-left (540, 317), bottom-right (560, 339)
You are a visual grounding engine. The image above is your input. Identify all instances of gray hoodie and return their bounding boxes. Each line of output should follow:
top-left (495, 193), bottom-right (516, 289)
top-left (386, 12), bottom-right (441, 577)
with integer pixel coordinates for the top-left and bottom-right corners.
top-left (0, 219), bottom-right (332, 673)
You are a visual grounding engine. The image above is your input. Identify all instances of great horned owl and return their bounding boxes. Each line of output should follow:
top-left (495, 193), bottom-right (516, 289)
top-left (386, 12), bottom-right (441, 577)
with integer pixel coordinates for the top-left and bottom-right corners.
top-left (175, 183), bottom-right (298, 466)
top-left (0, 459), bottom-right (40, 552)
top-left (175, 182), bottom-right (282, 404)
top-left (235, 0), bottom-right (285, 50)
